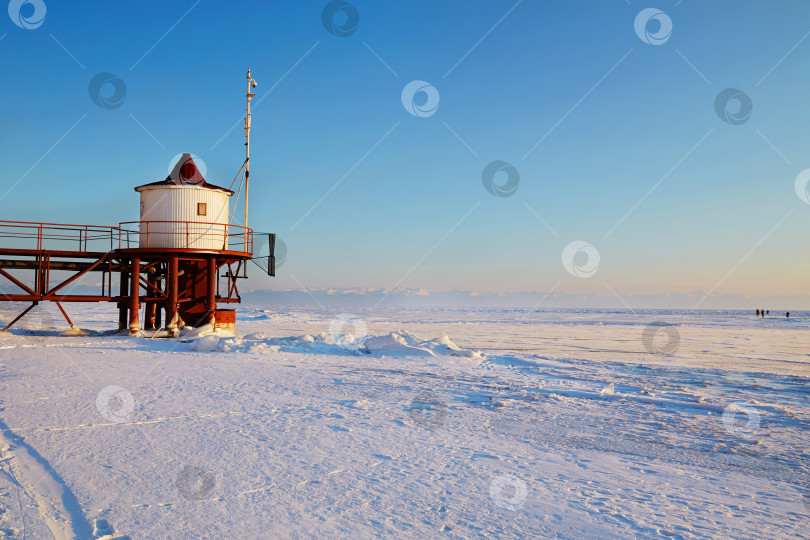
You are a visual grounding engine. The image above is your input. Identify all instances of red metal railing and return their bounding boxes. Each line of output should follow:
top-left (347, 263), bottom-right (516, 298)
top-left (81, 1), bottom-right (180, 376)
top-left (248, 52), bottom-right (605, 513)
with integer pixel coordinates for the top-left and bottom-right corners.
top-left (0, 220), bottom-right (119, 253)
top-left (0, 220), bottom-right (253, 255)
top-left (117, 221), bottom-right (253, 254)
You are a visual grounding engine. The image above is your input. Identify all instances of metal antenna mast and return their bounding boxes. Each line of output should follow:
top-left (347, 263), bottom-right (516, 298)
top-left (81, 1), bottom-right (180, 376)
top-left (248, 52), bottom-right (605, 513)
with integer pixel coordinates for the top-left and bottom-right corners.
top-left (245, 68), bottom-right (257, 238)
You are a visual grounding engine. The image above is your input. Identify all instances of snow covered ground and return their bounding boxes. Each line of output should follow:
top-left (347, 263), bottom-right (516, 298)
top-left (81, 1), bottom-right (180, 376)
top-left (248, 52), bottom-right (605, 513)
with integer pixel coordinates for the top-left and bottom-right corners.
top-left (0, 303), bottom-right (807, 539)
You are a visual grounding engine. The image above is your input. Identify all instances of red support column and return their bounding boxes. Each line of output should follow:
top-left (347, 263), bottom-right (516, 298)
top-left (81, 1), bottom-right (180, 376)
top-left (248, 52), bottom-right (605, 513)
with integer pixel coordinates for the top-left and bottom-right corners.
top-left (206, 257), bottom-right (216, 328)
top-left (118, 265), bottom-right (128, 331)
top-left (145, 272), bottom-right (157, 330)
top-left (167, 256), bottom-right (179, 337)
top-left (128, 257), bottom-right (140, 335)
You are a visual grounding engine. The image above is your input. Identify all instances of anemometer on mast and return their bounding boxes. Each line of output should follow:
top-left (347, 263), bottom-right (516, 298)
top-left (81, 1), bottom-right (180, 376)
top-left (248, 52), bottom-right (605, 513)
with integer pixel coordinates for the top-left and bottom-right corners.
top-left (228, 68), bottom-right (274, 277)
top-left (245, 68), bottom-right (257, 232)
top-left (229, 68), bottom-right (259, 263)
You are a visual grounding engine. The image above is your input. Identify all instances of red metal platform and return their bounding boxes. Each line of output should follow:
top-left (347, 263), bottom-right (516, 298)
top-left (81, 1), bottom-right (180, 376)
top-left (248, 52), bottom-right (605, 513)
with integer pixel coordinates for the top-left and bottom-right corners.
top-left (0, 220), bottom-right (275, 336)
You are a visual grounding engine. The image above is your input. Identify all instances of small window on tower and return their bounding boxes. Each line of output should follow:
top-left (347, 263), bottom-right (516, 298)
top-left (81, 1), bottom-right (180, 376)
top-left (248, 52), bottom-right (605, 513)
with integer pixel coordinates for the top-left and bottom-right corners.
top-left (197, 203), bottom-right (207, 216)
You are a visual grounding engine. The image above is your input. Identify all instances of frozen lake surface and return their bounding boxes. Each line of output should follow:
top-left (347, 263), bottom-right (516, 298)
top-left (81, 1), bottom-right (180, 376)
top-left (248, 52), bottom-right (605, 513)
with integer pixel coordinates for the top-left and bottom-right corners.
top-left (0, 303), bottom-right (807, 539)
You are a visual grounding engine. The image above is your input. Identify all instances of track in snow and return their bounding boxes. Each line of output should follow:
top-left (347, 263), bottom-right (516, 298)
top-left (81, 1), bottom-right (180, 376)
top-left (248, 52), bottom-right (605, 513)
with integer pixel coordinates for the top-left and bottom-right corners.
top-left (0, 413), bottom-right (93, 539)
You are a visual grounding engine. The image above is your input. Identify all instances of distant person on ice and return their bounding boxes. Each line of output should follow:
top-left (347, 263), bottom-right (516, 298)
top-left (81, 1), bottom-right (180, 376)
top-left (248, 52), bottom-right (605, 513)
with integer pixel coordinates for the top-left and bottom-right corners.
top-left (786, 312), bottom-right (790, 318)
top-left (766, 310), bottom-right (769, 315)
top-left (761, 308), bottom-right (766, 317)
top-left (756, 309), bottom-right (760, 317)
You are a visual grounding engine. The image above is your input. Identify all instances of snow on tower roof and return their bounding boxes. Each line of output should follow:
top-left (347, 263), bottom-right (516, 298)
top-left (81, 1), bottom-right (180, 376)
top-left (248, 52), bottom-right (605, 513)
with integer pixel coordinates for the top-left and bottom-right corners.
top-left (134, 154), bottom-right (234, 194)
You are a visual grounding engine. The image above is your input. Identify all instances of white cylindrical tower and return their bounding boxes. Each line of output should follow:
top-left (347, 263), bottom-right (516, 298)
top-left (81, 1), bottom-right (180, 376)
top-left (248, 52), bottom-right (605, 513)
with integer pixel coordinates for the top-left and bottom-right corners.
top-left (134, 154), bottom-right (234, 250)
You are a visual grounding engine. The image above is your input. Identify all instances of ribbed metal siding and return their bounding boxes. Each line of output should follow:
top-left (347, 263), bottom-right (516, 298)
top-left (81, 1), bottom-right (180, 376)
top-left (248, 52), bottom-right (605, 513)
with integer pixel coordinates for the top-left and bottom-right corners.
top-left (138, 186), bottom-right (230, 249)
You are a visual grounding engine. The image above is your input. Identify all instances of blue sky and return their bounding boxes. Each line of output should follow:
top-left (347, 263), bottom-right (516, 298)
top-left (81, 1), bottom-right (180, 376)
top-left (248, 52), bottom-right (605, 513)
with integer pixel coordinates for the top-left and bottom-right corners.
top-left (2, 1), bottom-right (810, 305)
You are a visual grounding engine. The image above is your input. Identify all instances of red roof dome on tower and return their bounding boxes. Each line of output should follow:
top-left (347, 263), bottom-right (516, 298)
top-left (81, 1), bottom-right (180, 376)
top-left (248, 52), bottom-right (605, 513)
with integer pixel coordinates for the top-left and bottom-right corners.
top-left (134, 153), bottom-right (234, 194)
